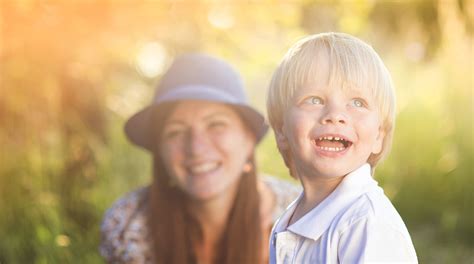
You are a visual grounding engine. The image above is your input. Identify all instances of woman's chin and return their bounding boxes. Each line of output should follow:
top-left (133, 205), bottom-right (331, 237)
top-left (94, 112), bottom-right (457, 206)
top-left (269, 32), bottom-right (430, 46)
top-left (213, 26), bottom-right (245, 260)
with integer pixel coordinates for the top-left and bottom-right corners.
top-left (185, 182), bottom-right (239, 204)
top-left (186, 189), bottom-right (218, 201)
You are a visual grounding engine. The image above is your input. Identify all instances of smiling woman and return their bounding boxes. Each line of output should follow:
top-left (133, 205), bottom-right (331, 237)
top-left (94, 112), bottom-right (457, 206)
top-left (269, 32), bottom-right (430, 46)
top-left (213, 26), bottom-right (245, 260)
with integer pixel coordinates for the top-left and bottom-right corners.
top-left (159, 101), bottom-right (256, 202)
top-left (99, 54), bottom-right (300, 264)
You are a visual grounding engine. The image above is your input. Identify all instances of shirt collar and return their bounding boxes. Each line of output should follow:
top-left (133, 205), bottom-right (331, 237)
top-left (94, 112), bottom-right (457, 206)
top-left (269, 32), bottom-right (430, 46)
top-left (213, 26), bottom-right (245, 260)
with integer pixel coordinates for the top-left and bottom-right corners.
top-left (272, 192), bottom-right (303, 234)
top-left (283, 163), bottom-right (378, 241)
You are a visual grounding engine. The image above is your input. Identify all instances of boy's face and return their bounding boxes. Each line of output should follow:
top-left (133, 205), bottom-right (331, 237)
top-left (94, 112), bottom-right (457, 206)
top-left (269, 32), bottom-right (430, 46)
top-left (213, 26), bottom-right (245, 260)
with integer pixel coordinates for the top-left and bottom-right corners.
top-left (276, 57), bottom-right (384, 180)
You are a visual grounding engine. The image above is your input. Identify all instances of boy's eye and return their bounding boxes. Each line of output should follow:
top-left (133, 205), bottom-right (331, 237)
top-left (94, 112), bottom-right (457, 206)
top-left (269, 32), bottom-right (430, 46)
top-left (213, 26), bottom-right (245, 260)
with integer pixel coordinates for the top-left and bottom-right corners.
top-left (304, 96), bottom-right (324, 105)
top-left (350, 98), bottom-right (366, 108)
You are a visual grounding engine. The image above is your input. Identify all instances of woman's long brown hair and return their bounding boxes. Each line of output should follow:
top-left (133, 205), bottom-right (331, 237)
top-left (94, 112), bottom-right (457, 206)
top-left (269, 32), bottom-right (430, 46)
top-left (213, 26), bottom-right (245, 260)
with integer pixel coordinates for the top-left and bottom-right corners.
top-left (148, 105), bottom-right (262, 264)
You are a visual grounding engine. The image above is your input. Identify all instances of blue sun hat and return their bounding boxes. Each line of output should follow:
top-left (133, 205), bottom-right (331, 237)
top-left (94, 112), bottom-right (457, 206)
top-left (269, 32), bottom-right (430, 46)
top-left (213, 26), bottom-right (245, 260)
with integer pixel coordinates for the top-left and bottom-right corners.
top-left (124, 53), bottom-right (268, 151)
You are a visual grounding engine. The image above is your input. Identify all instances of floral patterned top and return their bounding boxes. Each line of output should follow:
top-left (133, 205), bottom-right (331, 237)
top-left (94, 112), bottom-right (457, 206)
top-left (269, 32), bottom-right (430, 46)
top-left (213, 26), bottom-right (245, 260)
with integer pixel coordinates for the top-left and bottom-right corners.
top-left (99, 175), bottom-right (300, 263)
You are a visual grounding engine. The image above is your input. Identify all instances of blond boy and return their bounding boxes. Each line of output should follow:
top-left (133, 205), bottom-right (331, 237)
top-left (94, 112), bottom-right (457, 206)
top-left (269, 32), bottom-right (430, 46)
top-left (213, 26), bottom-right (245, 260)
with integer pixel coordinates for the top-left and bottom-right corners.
top-left (267, 33), bottom-right (417, 263)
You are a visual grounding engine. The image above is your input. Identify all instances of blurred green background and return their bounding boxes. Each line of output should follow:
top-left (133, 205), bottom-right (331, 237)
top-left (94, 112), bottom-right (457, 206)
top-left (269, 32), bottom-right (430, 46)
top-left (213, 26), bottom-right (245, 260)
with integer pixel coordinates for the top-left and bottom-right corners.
top-left (0, 0), bottom-right (472, 263)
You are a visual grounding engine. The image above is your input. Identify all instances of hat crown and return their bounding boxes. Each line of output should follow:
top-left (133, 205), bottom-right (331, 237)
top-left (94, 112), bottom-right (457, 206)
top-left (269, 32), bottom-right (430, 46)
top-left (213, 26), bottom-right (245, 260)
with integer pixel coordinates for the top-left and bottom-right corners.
top-left (154, 54), bottom-right (247, 104)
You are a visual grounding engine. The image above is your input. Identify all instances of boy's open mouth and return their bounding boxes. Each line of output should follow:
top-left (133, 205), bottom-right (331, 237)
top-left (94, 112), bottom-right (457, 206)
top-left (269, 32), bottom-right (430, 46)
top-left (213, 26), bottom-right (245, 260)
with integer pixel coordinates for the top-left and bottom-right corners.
top-left (315, 136), bottom-right (352, 152)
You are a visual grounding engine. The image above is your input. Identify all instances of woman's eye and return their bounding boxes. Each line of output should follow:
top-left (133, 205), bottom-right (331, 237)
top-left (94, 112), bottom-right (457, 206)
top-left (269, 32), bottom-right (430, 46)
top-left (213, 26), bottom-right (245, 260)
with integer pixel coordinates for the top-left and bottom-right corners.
top-left (208, 120), bottom-right (227, 129)
top-left (163, 128), bottom-right (185, 139)
top-left (304, 96), bottom-right (323, 105)
top-left (351, 98), bottom-right (365, 108)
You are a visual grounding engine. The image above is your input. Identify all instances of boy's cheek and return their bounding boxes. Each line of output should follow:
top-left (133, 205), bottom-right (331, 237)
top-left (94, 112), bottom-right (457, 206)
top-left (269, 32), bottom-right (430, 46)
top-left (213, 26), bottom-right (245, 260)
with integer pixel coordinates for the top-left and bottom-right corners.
top-left (286, 112), bottom-right (312, 132)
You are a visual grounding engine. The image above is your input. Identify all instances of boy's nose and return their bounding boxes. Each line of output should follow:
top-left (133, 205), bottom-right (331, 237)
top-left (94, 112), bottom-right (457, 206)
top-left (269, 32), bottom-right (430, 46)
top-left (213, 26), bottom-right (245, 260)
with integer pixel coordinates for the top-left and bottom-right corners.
top-left (321, 105), bottom-right (347, 125)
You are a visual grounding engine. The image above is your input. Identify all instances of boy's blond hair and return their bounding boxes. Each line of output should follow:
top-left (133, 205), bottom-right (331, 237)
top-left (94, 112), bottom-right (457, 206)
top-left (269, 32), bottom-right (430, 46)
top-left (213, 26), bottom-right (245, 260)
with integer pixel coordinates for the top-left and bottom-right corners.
top-left (267, 32), bottom-right (396, 169)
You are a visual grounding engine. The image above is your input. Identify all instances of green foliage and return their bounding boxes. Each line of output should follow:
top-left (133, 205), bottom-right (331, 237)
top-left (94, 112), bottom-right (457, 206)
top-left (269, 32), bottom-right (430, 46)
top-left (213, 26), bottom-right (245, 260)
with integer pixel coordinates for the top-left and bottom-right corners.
top-left (1, 1), bottom-right (472, 263)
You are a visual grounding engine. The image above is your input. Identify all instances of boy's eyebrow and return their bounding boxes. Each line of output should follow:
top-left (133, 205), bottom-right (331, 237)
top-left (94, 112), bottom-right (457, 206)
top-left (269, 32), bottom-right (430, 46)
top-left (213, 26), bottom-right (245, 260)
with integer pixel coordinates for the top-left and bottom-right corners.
top-left (293, 84), bottom-right (373, 99)
top-left (345, 86), bottom-right (374, 97)
top-left (295, 82), bottom-right (326, 94)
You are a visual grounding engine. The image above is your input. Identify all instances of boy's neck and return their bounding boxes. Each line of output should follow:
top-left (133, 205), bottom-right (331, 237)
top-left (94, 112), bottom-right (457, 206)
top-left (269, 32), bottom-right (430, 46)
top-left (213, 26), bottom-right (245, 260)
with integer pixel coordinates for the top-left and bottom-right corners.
top-left (289, 174), bottom-right (345, 226)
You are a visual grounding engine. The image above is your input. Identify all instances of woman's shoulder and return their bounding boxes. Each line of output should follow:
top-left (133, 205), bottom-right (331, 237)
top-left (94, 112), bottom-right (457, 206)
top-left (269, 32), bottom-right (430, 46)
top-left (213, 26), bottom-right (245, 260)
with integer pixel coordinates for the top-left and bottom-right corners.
top-left (259, 174), bottom-right (302, 222)
top-left (101, 187), bottom-right (149, 233)
top-left (100, 186), bottom-right (153, 263)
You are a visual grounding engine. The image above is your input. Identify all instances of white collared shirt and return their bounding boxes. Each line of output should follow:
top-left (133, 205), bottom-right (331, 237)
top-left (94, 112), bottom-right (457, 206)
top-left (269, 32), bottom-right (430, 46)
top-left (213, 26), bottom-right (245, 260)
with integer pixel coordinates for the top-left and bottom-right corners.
top-left (269, 164), bottom-right (418, 264)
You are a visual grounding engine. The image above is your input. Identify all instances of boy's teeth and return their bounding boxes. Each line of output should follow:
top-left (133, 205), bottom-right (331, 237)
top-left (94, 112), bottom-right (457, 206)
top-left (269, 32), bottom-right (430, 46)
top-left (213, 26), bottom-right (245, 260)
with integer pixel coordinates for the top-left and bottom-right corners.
top-left (318, 136), bottom-right (342, 141)
top-left (318, 136), bottom-right (346, 142)
top-left (319, 146), bottom-right (345, 152)
top-left (189, 162), bottom-right (219, 174)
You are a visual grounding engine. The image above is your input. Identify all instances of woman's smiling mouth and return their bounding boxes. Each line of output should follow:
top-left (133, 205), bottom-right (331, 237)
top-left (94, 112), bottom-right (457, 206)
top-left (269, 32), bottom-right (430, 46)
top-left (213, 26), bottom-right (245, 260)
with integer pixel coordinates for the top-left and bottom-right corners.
top-left (187, 162), bottom-right (220, 175)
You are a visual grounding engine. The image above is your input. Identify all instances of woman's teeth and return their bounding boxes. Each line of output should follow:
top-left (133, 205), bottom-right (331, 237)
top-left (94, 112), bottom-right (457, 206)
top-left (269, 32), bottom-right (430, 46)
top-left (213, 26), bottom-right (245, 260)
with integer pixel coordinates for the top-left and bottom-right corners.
top-left (189, 162), bottom-right (219, 174)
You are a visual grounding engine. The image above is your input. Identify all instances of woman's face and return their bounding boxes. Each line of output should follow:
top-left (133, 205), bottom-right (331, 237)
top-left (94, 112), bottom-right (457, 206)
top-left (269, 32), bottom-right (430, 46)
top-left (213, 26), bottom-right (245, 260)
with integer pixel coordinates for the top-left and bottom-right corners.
top-left (159, 100), bottom-right (256, 201)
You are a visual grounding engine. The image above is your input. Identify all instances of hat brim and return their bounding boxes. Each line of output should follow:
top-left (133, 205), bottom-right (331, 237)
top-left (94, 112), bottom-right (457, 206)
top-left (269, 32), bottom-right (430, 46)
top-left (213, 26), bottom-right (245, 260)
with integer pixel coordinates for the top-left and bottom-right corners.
top-left (124, 99), bottom-right (268, 152)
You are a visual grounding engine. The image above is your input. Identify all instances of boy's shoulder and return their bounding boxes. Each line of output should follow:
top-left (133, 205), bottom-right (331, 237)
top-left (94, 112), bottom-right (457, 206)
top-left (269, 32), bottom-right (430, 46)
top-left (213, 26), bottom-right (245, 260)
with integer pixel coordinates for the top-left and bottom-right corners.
top-left (332, 188), bottom-right (418, 262)
top-left (335, 187), bottom-right (409, 236)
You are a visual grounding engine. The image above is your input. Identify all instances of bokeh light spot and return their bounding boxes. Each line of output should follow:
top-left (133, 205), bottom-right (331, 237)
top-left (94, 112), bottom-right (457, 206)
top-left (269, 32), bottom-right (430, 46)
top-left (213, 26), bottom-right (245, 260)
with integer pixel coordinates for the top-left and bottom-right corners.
top-left (135, 42), bottom-right (167, 78)
top-left (208, 7), bottom-right (234, 29)
top-left (56, 234), bottom-right (71, 247)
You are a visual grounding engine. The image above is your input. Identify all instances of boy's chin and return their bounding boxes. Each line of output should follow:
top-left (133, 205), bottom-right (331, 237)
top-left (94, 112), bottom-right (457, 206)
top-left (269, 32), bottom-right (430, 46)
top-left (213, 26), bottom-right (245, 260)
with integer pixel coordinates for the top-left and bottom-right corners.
top-left (304, 161), bottom-right (363, 179)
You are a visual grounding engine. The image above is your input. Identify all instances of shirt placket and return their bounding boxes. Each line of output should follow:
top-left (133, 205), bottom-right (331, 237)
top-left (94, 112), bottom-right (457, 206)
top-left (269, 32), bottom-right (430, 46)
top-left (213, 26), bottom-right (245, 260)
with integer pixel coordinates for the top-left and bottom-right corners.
top-left (275, 232), bottom-right (299, 264)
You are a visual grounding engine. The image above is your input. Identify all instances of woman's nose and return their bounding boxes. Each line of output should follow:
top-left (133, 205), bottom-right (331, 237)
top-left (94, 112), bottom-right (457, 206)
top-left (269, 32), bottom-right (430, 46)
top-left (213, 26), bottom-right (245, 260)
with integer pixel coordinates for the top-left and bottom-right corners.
top-left (321, 104), bottom-right (347, 125)
top-left (186, 129), bottom-right (210, 156)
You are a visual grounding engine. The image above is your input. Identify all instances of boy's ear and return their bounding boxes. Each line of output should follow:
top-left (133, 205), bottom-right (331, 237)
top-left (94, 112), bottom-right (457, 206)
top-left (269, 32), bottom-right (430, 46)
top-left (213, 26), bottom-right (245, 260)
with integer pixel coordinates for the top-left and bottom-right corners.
top-left (274, 127), bottom-right (289, 151)
top-left (371, 126), bottom-right (385, 155)
top-left (274, 127), bottom-right (298, 178)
